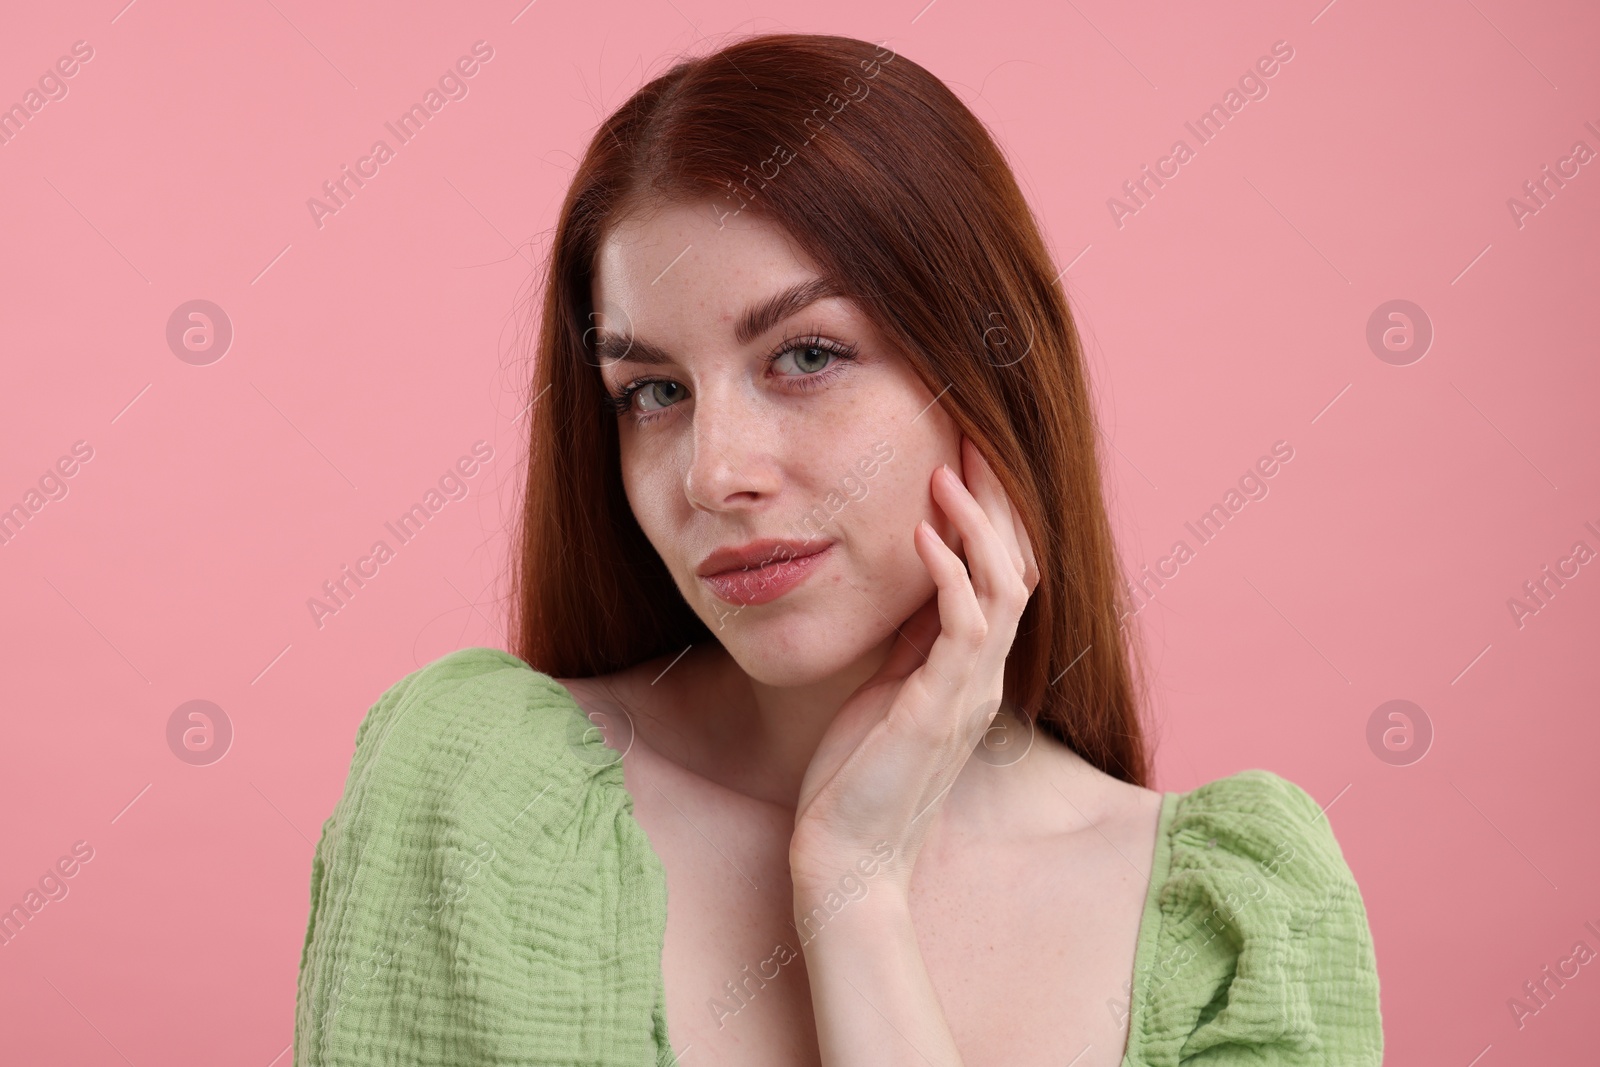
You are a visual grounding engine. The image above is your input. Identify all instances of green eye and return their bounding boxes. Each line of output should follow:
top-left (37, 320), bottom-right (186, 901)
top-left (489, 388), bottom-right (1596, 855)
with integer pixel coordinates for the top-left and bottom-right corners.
top-left (774, 342), bottom-right (838, 375)
top-left (633, 380), bottom-right (685, 412)
top-left (601, 334), bottom-right (859, 423)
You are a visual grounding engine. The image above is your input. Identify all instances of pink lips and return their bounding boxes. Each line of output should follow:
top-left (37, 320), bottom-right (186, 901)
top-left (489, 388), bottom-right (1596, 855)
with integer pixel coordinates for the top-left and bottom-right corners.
top-left (698, 543), bottom-right (833, 606)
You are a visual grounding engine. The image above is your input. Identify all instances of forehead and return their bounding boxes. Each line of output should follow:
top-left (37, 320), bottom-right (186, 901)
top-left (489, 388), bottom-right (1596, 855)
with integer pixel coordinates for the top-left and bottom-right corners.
top-left (593, 202), bottom-right (819, 311)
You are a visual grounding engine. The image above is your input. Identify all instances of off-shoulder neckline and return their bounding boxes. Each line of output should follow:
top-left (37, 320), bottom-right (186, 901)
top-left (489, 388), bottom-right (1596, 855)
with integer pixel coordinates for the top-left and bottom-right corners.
top-left (543, 663), bottom-right (1184, 1066)
top-left (1120, 789), bottom-right (1179, 1065)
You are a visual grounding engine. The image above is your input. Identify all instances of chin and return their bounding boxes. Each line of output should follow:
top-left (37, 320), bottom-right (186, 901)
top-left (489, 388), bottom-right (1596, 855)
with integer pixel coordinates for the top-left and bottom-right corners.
top-left (698, 581), bottom-right (913, 690)
top-left (732, 630), bottom-right (864, 687)
top-left (724, 637), bottom-right (867, 690)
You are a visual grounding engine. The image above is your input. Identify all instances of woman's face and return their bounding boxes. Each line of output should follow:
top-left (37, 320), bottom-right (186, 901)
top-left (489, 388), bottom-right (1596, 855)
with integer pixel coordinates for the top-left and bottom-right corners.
top-left (591, 199), bottom-right (964, 687)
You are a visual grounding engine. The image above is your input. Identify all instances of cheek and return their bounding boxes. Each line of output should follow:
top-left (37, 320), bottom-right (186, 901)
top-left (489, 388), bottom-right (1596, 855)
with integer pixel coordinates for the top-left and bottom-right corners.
top-left (861, 469), bottom-right (919, 539)
top-left (854, 420), bottom-right (958, 544)
top-left (620, 449), bottom-right (677, 546)
top-left (846, 461), bottom-right (933, 572)
top-left (834, 475), bottom-right (941, 628)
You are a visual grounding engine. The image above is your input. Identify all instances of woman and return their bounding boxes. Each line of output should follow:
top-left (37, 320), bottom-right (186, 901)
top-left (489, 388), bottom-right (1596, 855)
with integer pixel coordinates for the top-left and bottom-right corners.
top-left (294, 32), bottom-right (1382, 1066)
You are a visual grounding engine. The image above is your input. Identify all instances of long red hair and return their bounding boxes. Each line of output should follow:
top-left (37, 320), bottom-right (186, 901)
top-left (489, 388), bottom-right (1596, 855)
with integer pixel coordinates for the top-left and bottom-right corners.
top-left (508, 32), bottom-right (1152, 787)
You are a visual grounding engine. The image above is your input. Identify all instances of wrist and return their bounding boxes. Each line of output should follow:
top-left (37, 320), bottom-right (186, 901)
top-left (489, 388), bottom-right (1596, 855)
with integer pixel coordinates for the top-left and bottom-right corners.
top-left (792, 876), bottom-right (911, 942)
top-left (790, 837), bottom-right (906, 909)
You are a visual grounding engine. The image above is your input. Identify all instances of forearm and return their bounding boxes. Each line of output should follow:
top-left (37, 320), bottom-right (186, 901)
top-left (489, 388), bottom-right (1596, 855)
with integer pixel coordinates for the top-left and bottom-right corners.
top-left (794, 888), bottom-right (964, 1067)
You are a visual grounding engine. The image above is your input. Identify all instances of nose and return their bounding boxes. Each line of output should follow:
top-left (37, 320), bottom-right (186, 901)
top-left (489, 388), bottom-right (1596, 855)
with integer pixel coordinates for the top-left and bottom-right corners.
top-left (682, 379), bottom-right (780, 512)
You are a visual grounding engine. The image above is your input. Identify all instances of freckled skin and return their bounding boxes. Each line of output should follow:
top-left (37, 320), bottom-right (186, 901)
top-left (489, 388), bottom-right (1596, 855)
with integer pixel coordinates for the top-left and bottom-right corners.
top-left (593, 200), bottom-right (964, 689)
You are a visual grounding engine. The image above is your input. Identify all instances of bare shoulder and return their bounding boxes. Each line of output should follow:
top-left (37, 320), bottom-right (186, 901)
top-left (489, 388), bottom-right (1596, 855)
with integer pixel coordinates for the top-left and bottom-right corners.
top-left (550, 661), bottom-right (695, 770)
top-left (551, 660), bottom-right (658, 719)
top-left (552, 647), bottom-right (685, 720)
top-left (1029, 735), bottom-right (1165, 874)
top-left (550, 669), bottom-right (647, 752)
top-left (553, 646), bottom-right (742, 779)
top-left (548, 672), bottom-right (607, 710)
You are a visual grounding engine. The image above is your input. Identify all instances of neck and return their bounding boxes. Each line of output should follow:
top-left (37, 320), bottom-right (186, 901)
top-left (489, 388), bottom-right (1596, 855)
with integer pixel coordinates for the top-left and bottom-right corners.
top-left (667, 639), bottom-right (891, 808)
top-left (626, 641), bottom-right (1082, 847)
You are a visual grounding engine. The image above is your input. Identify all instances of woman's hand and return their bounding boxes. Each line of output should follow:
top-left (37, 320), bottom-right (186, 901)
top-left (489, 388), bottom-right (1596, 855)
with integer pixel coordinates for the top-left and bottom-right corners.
top-left (789, 434), bottom-right (1039, 906)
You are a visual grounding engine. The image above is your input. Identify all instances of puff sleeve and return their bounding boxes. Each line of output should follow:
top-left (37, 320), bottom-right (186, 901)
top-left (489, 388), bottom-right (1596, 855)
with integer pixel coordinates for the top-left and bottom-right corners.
top-left (292, 647), bottom-right (675, 1066)
top-left (1122, 770), bottom-right (1384, 1066)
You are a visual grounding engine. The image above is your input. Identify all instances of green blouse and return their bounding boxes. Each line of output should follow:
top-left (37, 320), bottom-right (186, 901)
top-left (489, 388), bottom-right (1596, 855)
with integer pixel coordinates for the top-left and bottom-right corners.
top-left (294, 647), bottom-right (1383, 1065)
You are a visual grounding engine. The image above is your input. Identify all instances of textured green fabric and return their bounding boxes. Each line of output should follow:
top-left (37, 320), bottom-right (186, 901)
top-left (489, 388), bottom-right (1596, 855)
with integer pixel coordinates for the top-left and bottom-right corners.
top-left (295, 647), bottom-right (1383, 1065)
top-left (1120, 766), bottom-right (1384, 1064)
top-left (294, 647), bottom-right (673, 1066)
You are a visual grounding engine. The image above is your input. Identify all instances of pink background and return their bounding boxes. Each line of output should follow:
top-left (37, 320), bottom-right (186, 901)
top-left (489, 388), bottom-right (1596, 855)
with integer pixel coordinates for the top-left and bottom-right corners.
top-left (2, 0), bottom-right (1596, 1061)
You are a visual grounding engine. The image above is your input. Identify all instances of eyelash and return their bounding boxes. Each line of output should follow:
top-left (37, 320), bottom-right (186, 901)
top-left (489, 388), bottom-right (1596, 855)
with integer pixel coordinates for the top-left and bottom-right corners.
top-left (601, 333), bottom-right (860, 423)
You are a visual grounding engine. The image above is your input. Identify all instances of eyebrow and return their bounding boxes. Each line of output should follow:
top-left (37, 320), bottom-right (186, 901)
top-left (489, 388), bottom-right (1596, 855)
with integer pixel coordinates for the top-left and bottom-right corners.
top-left (592, 275), bottom-right (848, 368)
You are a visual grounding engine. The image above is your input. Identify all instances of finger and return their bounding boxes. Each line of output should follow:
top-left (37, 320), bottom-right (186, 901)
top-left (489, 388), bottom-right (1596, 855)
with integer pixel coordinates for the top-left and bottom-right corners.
top-left (913, 518), bottom-right (986, 692)
top-left (1007, 492), bottom-right (1039, 595)
top-left (957, 436), bottom-right (1006, 531)
top-left (959, 437), bottom-right (1029, 587)
top-left (932, 459), bottom-right (1027, 615)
